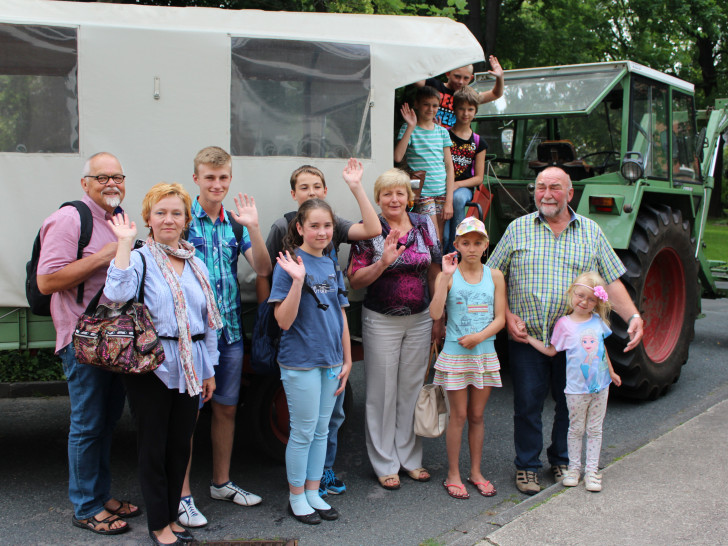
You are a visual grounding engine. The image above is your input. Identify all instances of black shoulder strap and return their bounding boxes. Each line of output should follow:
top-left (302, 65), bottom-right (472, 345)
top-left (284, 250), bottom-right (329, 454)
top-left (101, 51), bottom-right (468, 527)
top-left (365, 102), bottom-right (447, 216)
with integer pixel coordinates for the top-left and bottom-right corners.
top-left (230, 217), bottom-right (245, 246)
top-left (60, 201), bottom-right (93, 304)
top-left (137, 252), bottom-right (147, 304)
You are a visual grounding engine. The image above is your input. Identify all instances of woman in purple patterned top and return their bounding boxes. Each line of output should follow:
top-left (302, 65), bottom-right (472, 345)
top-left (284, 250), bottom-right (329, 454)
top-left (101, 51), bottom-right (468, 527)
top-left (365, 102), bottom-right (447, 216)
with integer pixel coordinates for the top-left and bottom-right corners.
top-left (348, 168), bottom-right (442, 490)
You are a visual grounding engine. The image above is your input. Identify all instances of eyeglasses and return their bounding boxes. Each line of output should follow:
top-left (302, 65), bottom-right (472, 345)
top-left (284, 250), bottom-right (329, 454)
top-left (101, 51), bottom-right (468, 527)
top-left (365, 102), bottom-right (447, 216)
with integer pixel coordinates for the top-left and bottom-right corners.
top-left (85, 174), bottom-right (125, 185)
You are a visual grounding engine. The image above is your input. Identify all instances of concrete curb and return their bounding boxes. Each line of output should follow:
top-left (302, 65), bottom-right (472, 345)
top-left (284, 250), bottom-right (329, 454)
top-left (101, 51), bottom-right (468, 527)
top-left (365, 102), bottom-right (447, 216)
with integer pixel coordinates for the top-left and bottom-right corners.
top-left (438, 478), bottom-right (567, 545)
top-left (0, 381), bottom-right (67, 398)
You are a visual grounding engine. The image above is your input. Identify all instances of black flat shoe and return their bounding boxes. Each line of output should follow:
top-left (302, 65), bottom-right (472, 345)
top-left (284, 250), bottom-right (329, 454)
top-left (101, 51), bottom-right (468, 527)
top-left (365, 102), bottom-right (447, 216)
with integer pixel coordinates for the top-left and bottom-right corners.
top-left (315, 506), bottom-right (339, 521)
top-left (287, 503), bottom-right (321, 525)
top-left (172, 527), bottom-right (194, 543)
top-left (149, 530), bottom-right (183, 545)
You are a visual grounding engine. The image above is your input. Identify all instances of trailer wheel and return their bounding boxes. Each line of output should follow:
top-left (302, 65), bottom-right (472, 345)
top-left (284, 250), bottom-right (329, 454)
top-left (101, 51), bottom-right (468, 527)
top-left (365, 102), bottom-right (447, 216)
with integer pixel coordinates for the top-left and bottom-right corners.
top-left (246, 375), bottom-right (354, 462)
top-left (607, 204), bottom-right (699, 400)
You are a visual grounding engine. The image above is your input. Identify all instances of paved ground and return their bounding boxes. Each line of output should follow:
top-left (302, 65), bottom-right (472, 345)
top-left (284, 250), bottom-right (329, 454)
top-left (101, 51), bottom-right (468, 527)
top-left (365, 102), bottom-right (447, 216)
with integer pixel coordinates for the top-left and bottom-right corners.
top-left (474, 398), bottom-right (728, 546)
top-left (0, 298), bottom-right (726, 545)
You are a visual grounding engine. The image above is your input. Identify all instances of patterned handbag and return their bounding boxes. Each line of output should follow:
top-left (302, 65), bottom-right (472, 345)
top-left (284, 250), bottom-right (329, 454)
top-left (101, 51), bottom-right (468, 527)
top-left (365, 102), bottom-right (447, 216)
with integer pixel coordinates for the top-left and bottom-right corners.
top-left (73, 253), bottom-right (165, 373)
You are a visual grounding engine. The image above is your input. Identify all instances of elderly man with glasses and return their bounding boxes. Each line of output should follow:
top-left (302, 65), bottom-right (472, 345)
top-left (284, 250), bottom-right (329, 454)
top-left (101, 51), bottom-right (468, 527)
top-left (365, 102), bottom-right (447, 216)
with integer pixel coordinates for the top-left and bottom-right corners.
top-left (37, 152), bottom-right (141, 536)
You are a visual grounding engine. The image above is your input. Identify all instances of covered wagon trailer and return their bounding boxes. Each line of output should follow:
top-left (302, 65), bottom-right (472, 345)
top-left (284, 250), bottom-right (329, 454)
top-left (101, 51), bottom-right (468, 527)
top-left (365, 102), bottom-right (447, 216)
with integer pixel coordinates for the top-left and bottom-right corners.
top-left (0, 0), bottom-right (484, 349)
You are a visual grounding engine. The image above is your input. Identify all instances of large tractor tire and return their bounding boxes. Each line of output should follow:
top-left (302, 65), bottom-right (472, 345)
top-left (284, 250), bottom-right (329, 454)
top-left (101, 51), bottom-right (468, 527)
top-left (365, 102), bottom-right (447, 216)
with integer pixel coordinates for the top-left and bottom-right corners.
top-left (246, 375), bottom-right (353, 462)
top-left (607, 204), bottom-right (699, 400)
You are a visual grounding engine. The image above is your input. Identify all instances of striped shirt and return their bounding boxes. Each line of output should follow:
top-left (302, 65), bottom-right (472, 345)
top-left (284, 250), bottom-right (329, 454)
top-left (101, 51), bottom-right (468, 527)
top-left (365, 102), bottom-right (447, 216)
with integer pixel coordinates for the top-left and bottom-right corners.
top-left (188, 198), bottom-right (251, 344)
top-left (486, 209), bottom-right (625, 344)
top-left (398, 123), bottom-right (452, 197)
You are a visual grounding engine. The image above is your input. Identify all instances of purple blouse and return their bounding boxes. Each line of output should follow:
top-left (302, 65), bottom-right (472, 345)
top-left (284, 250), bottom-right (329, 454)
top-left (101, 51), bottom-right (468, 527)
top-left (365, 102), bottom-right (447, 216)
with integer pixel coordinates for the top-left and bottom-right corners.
top-left (349, 213), bottom-right (442, 315)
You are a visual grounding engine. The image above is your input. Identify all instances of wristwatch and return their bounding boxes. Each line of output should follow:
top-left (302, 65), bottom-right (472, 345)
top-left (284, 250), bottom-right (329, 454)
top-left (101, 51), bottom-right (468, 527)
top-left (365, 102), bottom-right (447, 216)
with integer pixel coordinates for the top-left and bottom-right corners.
top-left (628, 313), bottom-right (641, 324)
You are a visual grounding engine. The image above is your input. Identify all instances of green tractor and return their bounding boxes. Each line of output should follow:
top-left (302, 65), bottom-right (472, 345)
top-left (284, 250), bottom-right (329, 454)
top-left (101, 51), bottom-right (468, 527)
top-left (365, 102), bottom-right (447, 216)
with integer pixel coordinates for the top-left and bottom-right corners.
top-left (471, 61), bottom-right (727, 400)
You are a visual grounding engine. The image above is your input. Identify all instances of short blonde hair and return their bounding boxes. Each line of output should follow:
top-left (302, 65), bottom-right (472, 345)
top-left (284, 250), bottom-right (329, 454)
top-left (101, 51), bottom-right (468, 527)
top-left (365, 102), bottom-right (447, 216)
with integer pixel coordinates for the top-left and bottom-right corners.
top-left (566, 271), bottom-right (612, 325)
top-left (194, 146), bottom-right (231, 175)
top-left (373, 168), bottom-right (414, 204)
top-left (141, 183), bottom-right (193, 236)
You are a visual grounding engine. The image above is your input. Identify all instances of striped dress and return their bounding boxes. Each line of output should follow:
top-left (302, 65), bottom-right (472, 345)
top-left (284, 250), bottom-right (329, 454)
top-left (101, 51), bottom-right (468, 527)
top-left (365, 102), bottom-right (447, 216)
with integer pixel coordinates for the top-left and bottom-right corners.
top-left (434, 266), bottom-right (502, 390)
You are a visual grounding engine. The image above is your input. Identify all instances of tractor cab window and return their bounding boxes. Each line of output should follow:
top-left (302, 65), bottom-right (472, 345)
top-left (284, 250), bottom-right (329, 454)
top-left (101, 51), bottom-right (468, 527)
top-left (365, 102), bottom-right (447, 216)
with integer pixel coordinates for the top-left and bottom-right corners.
top-left (629, 78), bottom-right (668, 179)
top-left (0, 23), bottom-right (78, 153)
top-left (672, 91), bottom-right (702, 183)
top-left (230, 38), bottom-right (371, 159)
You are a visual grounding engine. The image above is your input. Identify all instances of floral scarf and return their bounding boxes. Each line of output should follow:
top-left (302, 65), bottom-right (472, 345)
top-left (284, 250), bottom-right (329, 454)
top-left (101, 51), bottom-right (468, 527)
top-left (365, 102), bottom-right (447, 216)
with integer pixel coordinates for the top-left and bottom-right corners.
top-left (146, 237), bottom-right (222, 396)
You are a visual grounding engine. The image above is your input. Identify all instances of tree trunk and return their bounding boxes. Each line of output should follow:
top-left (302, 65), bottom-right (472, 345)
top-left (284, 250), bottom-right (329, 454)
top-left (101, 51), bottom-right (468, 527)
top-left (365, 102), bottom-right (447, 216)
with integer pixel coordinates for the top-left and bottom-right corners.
top-left (484, 0), bottom-right (500, 68)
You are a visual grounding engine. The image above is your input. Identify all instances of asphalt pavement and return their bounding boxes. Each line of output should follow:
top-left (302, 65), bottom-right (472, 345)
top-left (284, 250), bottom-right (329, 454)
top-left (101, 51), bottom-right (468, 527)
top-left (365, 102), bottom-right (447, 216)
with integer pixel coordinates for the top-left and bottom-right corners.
top-left (0, 297), bottom-right (726, 545)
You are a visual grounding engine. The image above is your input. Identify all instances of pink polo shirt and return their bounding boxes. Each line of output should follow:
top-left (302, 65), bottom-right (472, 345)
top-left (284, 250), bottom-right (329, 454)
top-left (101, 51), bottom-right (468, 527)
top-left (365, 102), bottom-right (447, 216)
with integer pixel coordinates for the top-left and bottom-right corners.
top-left (37, 195), bottom-right (119, 353)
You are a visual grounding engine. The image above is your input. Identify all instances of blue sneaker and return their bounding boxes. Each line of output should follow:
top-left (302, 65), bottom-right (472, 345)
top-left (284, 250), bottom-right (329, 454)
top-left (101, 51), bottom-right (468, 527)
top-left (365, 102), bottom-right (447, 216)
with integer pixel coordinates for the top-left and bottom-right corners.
top-left (317, 482), bottom-right (328, 498)
top-left (321, 468), bottom-right (346, 495)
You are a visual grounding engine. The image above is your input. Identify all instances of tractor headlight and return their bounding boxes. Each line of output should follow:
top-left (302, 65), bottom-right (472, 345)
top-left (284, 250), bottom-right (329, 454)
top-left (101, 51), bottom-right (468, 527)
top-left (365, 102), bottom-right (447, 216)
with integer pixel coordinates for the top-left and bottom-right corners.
top-left (621, 152), bottom-right (644, 183)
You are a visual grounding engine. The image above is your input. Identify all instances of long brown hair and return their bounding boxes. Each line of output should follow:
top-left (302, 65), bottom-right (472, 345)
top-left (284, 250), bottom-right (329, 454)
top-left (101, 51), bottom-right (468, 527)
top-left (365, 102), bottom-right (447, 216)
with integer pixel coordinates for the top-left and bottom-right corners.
top-left (282, 198), bottom-right (335, 255)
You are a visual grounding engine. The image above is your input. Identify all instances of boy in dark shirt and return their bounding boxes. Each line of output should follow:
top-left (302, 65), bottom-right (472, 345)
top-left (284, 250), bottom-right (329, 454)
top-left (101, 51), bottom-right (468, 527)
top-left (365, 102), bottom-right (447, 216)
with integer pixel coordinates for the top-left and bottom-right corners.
top-left (415, 55), bottom-right (504, 129)
top-left (260, 159), bottom-right (380, 497)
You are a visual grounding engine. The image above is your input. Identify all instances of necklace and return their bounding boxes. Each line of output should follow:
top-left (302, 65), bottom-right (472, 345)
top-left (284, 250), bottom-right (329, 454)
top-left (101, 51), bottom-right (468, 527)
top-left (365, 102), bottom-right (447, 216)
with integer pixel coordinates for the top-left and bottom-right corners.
top-left (458, 264), bottom-right (483, 284)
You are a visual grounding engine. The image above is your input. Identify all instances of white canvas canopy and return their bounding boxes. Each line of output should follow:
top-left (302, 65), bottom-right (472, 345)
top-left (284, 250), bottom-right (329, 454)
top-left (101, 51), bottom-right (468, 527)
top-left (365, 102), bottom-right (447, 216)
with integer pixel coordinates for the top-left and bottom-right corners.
top-left (0, 0), bottom-right (484, 308)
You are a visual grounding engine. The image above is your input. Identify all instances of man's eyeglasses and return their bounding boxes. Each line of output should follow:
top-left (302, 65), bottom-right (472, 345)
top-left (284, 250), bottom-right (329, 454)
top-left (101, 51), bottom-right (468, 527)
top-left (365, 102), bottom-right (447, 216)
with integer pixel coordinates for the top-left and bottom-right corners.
top-left (85, 174), bottom-right (125, 185)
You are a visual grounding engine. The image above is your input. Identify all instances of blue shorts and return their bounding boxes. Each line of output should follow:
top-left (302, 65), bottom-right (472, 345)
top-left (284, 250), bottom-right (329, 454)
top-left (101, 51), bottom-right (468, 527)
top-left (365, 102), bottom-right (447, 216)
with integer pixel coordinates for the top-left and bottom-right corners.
top-left (211, 338), bottom-right (245, 406)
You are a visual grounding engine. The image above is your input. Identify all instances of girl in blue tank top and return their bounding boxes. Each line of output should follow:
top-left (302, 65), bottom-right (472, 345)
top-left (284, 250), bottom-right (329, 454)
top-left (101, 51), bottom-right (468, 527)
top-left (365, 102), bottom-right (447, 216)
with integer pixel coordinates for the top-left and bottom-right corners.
top-left (429, 217), bottom-right (505, 500)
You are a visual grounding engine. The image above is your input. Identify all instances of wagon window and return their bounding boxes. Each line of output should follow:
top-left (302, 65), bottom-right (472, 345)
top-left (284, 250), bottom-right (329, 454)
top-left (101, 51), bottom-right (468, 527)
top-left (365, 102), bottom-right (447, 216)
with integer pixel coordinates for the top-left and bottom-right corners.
top-left (0, 24), bottom-right (78, 154)
top-left (230, 38), bottom-right (371, 159)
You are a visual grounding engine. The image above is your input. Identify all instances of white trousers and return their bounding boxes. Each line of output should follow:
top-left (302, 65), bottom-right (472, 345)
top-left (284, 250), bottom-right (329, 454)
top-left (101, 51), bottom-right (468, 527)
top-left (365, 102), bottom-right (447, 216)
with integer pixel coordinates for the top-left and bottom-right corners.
top-left (565, 388), bottom-right (609, 473)
top-left (362, 307), bottom-right (432, 477)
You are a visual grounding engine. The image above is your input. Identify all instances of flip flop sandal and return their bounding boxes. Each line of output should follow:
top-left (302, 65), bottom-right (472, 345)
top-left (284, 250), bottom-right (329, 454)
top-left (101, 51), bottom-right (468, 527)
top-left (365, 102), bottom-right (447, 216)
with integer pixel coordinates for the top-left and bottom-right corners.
top-left (467, 477), bottom-right (497, 497)
top-left (104, 499), bottom-right (142, 518)
top-left (377, 474), bottom-right (401, 490)
top-left (72, 514), bottom-right (129, 535)
top-left (443, 481), bottom-right (470, 500)
top-left (406, 468), bottom-right (431, 482)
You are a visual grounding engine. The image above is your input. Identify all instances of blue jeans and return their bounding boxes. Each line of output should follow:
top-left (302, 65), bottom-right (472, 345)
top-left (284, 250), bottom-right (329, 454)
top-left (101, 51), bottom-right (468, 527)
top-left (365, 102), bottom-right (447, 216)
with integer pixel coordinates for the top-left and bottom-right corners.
top-left (211, 338), bottom-right (244, 406)
top-left (59, 343), bottom-right (126, 519)
top-left (443, 187), bottom-right (474, 254)
top-left (509, 341), bottom-right (569, 471)
top-left (324, 389), bottom-right (345, 470)
top-left (280, 366), bottom-right (341, 487)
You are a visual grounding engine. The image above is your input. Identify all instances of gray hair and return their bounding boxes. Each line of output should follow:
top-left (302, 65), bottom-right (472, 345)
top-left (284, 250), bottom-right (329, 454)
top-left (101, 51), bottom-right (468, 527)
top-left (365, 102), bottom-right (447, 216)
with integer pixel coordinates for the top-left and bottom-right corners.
top-left (82, 152), bottom-right (123, 177)
top-left (536, 166), bottom-right (572, 190)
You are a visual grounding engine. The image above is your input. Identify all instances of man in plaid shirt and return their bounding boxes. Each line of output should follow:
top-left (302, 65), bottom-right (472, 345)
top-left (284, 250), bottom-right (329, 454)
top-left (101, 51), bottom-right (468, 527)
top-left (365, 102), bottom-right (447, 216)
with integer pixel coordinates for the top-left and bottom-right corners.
top-left (178, 146), bottom-right (272, 527)
top-left (487, 166), bottom-right (644, 495)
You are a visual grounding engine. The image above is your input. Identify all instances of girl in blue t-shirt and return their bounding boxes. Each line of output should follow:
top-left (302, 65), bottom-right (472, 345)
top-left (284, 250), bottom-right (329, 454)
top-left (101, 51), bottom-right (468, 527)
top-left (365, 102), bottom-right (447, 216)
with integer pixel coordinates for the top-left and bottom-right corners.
top-left (268, 198), bottom-right (351, 525)
top-left (429, 217), bottom-right (506, 500)
top-left (525, 271), bottom-right (621, 493)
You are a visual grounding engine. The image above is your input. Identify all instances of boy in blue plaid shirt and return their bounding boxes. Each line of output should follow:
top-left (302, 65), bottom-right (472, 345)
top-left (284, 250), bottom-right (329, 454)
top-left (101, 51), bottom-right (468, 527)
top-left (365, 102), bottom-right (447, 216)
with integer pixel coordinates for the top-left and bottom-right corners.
top-left (178, 146), bottom-right (271, 527)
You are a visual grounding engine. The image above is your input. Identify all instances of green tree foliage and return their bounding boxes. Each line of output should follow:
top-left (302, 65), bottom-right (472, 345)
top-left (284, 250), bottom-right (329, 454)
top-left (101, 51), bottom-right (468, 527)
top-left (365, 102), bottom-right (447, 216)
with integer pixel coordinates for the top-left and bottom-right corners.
top-left (492, 0), bottom-right (727, 109)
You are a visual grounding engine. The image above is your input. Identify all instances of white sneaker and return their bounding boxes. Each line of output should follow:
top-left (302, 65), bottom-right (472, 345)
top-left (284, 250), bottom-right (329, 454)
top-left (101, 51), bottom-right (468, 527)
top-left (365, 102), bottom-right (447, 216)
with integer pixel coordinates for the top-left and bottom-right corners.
top-left (178, 496), bottom-right (208, 527)
top-left (210, 481), bottom-right (262, 506)
top-left (584, 471), bottom-right (602, 492)
top-left (561, 469), bottom-right (580, 487)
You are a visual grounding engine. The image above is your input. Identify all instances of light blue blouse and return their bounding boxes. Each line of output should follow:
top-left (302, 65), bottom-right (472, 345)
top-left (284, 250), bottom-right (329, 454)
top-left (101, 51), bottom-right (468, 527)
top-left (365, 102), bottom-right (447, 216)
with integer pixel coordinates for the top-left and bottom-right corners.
top-left (104, 246), bottom-right (219, 393)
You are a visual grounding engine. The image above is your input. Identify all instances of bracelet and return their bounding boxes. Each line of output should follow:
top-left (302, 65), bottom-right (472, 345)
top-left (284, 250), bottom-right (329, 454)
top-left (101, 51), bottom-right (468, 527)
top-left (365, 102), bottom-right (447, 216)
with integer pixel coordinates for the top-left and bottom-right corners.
top-left (628, 313), bottom-right (641, 324)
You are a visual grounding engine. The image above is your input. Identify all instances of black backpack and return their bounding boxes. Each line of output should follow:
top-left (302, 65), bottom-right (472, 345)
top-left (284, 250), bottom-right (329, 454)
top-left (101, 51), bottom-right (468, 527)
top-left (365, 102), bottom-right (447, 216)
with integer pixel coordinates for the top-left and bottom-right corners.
top-left (26, 201), bottom-right (93, 316)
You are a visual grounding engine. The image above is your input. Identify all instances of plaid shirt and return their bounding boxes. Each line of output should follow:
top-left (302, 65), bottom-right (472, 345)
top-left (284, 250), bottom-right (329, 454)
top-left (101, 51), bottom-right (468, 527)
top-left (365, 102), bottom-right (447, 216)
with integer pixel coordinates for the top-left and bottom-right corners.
top-left (487, 209), bottom-right (625, 344)
top-left (188, 199), bottom-right (251, 344)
